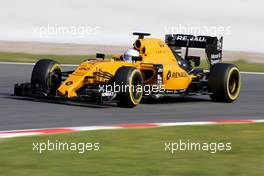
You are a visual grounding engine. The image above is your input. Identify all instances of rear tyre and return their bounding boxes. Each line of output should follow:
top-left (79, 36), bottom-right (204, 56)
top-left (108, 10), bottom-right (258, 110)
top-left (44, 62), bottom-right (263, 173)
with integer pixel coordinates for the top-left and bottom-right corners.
top-left (208, 63), bottom-right (241, 102)
top-left (114, 67), bottom-right (143, 108)
top-left (31, 59), bottom-right (62, 95)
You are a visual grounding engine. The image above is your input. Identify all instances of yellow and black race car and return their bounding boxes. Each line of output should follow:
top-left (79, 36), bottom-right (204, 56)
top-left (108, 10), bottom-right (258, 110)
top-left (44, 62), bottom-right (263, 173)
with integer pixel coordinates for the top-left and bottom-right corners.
top-left (14, 32), bottom-right (241, 107)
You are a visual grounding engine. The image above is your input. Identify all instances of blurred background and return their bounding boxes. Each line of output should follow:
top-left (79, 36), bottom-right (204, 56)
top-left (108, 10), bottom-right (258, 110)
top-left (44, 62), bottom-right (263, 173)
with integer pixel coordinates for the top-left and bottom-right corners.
top-left (0, 0), bottom-right (263, 52)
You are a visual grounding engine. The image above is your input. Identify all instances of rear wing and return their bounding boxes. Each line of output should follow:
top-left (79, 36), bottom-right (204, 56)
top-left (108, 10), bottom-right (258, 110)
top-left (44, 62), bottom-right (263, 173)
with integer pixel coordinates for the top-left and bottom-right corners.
top-left (165, 34), bottom-right (223, 65)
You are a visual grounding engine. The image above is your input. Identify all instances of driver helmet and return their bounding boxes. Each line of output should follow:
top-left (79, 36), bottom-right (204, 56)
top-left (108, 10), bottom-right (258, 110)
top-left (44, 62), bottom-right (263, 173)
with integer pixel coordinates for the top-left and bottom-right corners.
top-left (123, 49), bottom-right (139, 63)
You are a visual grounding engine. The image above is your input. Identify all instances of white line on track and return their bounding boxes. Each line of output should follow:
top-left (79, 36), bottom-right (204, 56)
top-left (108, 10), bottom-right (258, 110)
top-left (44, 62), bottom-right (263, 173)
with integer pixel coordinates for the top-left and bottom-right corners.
top-left (240, 71), bottom-right (264, 75)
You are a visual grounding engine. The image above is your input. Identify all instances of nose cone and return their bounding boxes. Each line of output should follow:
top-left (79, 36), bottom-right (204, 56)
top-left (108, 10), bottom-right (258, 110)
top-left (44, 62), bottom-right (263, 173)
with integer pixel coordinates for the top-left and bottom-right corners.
top-left (57, 75), bottom-right (84, 97)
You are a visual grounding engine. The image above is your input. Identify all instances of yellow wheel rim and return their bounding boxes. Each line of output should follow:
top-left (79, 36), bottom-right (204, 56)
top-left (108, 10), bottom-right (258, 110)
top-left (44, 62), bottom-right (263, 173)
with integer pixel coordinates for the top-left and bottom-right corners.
top-left (226, 67), bottom-right (241, 100)
top-left (129, 69), bottom-right (143, 105)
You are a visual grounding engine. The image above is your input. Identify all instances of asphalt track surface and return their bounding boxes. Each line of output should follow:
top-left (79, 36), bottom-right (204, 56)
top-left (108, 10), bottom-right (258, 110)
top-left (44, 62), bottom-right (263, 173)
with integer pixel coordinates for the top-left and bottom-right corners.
top-left (0, 63), bottom-right (263, 131)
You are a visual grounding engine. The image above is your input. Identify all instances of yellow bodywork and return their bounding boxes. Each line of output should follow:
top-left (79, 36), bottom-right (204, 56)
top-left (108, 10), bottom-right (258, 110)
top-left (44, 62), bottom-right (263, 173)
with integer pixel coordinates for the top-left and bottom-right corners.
top-left (57, 37), bottom-right (195, 97)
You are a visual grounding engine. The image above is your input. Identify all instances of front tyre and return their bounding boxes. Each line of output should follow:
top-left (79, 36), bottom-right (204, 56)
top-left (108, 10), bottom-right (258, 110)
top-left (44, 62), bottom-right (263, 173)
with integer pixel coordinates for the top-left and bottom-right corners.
top-left (31, 59), bottom-right (62, 95)
top-left (114, 67), bottom-right (143, 108)
top-left (208, 63), bottom-right (241, 102)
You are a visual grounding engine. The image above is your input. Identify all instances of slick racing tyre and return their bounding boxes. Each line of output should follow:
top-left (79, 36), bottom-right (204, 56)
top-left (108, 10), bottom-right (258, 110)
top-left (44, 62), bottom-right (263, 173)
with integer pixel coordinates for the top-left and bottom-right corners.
top-left (31, 59), bottom-right (62, 95)
top-left (208, 63), bottom-right (241, 102)
top-left (114, 67), bottom-right (143, 108)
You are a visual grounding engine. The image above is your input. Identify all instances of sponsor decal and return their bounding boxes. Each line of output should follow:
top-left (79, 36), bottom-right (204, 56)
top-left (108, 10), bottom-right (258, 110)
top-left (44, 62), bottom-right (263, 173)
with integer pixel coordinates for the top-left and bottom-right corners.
top-left (167, 71), bottom-right (172, 80)
top-left (167, 71), bottom-right (188, 80)
top-left (79, 67), bottom-right (89, 71)
top-left (176, 35), bottom-right (206, 42)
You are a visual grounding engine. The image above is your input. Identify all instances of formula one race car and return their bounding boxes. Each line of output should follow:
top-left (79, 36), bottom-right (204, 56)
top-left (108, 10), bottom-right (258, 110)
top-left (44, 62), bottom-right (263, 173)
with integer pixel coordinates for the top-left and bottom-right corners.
top-left (14, 32), bottom-right (241, 107)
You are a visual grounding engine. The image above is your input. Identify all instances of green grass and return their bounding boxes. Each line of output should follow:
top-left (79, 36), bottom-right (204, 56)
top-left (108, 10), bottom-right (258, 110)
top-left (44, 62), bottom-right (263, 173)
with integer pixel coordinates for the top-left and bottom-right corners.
top-left (0, 52), bottom-right (95, 64)
top-left (0, 51), bottom-right (264, 72)
top-left (0, 123), bottom-right (264, 176)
